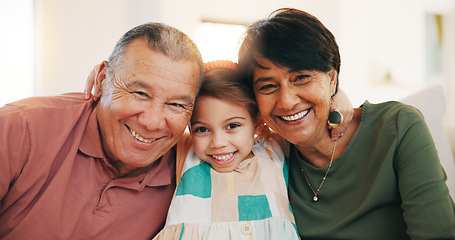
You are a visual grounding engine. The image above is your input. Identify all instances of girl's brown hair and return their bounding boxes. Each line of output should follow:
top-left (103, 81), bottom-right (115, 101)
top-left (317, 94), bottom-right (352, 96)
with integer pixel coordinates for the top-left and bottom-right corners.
top-left (196, 67), bottom-right (258, 119)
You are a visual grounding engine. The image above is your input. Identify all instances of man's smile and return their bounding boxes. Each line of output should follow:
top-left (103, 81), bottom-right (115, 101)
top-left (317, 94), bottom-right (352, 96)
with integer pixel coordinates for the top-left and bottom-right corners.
top-left (127, 125), bottom-right (157, 143)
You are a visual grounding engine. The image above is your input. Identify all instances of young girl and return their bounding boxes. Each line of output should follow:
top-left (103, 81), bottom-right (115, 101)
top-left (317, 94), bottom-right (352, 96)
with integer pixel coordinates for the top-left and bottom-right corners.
top-left (152, 61), bottom-right (299, 239)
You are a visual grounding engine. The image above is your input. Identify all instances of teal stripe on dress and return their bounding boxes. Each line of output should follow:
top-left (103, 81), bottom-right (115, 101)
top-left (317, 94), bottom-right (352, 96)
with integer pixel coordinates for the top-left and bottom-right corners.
top-left (283, 156), bottom-right (290, 187)
top-left (176, 162), bottom-right (212, 198)
top-left (238, 195), bottom-right (272, 221)
top-left (284, 156), bottom-right (294, 215)
top-left (178, 223), bottom-right (184, 240)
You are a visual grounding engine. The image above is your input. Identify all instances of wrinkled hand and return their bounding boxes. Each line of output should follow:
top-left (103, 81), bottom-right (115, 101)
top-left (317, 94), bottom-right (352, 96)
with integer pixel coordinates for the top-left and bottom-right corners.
top-left (330, 89), bottom-right (353, 141)
top-left (84, 64), bottom-right (102, 101)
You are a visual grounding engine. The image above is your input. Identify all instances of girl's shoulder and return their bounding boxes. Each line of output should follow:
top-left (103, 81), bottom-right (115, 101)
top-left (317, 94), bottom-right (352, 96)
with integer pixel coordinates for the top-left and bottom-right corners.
top-left (256, 127), bottom-right (290, 157)
top-left (253, 134), bottom-right (289, 170)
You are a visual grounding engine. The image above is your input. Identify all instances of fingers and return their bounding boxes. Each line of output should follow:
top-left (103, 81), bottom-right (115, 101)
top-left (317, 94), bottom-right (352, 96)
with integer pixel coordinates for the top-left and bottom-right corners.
top-left (329, 89), bottom-right (353, 141)
top-left (330, 125), bottom-right (344, 141)
top-left (84, 69), bottom-right (96, 100)
top-left (84, 64), bottom-right (102, 101)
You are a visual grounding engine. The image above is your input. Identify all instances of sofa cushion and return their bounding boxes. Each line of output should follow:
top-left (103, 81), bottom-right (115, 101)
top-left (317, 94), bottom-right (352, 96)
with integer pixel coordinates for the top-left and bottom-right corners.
top-left (401, 85), bottom-right (455, 197)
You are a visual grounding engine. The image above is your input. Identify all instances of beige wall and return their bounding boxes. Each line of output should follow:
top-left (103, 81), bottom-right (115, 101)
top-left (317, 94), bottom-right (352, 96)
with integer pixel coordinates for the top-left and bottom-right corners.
top-left (34, 0), bottom-right (163, 96)
top-left (32, 0), bottom-right (455, 123)
top-left (32, 0), bottom-right (342, 97)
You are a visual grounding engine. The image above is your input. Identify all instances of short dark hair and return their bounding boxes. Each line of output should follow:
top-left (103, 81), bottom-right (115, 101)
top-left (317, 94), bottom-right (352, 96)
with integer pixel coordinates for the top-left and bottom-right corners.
top-left (238, 8), bottom-right (340, 94)
top-left (196, 68), bottom-right (258, 119)
top-left (106, 22), bottom-right (203, 81)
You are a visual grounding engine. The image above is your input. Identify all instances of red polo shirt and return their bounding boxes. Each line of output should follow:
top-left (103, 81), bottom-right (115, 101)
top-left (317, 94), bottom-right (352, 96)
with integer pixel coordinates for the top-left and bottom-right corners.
top-left (0, 93), bottom-right (176, 239)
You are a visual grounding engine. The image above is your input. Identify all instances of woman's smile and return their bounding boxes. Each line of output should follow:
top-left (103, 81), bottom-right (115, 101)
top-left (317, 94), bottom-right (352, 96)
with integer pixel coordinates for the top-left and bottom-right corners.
top-left (278, 109), bottom-right (310, 122)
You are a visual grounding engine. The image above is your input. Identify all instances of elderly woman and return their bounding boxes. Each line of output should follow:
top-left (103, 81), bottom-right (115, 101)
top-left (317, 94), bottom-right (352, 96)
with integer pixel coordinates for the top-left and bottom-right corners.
top-left (237, 8), bottom-right (454, 239)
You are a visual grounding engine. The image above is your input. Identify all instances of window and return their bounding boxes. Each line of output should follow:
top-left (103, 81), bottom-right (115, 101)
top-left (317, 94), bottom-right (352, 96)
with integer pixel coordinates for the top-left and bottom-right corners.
top-left (193, 21), bottom-right (247, 63)
top-left (0, 1), bottom-right (34, 107)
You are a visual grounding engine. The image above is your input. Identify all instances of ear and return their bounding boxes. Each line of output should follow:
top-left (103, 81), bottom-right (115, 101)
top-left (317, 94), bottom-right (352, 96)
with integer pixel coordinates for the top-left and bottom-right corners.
top-left (328, 69), bottom-right (338, 96)
top-left (254, 116), bottom-right (265, 135)
top-left (93, 61), bottom-right (108, 100)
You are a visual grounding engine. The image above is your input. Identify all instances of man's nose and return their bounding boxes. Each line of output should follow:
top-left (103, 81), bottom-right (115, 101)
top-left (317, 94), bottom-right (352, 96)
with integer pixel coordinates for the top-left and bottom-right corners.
top-left (138, 101), bottom-right (166, 131)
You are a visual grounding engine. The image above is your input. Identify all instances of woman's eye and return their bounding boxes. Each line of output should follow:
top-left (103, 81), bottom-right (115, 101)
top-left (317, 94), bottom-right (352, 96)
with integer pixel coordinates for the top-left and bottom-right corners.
top-left (257, 84), bottom-right (277, 94)
top-left (293, 75), bottom-right (309, 83)
top-left (227, 123), bottom-right (240, 130)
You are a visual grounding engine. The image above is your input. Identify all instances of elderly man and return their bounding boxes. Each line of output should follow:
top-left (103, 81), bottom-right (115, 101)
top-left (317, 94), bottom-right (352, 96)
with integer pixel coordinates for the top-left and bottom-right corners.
top-left (0, 23), bottom-right (202, 239)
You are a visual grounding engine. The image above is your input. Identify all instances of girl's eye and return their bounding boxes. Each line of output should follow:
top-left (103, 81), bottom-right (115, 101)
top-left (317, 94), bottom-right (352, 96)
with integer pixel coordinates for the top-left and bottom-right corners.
top-left (227, 123), bottom-right (240, 130)
top-left (193, 127), bottom-right (209, 133)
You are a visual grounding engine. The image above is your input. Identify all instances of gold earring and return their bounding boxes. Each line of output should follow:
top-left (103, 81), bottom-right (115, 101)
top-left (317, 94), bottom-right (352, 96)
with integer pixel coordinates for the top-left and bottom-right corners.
top-left (328, 111), bottom-right (343, 128)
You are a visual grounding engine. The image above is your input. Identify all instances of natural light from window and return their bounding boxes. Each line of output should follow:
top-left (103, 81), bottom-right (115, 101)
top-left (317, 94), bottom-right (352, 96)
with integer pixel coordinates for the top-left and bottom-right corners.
top-left (0, 1), bottom-right (34, 107)
top-left (193, 21), bottom-right (247, 63)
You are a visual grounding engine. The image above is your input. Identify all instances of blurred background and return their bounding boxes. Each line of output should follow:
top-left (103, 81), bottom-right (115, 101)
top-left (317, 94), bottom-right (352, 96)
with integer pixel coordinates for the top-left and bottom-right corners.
top-left (1, 0), bottom-right (455, 124)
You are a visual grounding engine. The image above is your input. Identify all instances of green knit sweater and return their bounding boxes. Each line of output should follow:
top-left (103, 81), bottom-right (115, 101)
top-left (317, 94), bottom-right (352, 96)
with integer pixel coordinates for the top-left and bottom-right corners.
top-left (288, 101), bottom-right (455, 239)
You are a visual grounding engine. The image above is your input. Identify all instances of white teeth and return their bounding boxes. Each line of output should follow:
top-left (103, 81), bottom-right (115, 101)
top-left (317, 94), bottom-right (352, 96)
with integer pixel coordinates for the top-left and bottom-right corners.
top-left (281, 110), bottom-right (309, 121)
top-left (129, 128), bottom-right (155, 143)
top-left (211, 153), bottom-right (234, 161)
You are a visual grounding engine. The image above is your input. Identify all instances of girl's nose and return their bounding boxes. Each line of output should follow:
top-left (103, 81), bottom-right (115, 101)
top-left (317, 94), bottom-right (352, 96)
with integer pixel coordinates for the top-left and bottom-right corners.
top-left (210, 131), bottom-right (227, 148)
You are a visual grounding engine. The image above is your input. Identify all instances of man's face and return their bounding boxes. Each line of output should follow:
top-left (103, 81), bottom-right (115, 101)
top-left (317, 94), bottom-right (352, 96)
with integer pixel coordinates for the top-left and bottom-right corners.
top-left (96, 39), bottom-right (200, 176)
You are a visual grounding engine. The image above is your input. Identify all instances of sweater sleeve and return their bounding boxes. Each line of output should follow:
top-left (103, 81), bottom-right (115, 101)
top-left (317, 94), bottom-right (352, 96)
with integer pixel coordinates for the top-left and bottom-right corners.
top-left (0, 105), bottom-right (31, 201)
top-left (394, 105), bottom-right (455, 239)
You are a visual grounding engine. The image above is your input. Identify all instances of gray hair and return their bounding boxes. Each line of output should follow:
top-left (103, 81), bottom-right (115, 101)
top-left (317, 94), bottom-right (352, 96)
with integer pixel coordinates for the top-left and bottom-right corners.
top-left (106, 22), bottom-right (203, 81)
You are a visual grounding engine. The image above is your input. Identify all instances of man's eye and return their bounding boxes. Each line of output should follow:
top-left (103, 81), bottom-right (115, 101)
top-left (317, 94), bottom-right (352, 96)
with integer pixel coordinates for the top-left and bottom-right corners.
top-left (227, 123), bottom-right (240, 130)
top-left (133, 91), bottom-right (149, 98)
top-left (169, 103), bottom-right (185, 108)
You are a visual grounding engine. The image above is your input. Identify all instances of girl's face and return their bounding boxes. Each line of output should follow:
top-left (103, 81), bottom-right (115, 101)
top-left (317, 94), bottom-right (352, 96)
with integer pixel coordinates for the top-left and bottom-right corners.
top-left (190, 96), bottom-right (261, 173)
top-left (252, 56), bottom-right (337, 147)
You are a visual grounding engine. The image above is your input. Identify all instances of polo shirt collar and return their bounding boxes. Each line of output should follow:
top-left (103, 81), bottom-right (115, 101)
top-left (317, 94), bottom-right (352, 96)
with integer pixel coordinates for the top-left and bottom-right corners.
top-left (79, 107), bottom-right (105, 159)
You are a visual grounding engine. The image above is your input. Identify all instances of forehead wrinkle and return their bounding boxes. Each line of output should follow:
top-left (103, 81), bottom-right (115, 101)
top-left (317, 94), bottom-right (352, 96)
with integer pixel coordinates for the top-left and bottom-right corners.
top-left (139, 58), bottom-right (196, 84)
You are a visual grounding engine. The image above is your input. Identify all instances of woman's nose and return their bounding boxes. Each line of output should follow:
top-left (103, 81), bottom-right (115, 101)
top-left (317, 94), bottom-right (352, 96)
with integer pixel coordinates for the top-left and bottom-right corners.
top-left (276, 86), bottom-right (300, 110)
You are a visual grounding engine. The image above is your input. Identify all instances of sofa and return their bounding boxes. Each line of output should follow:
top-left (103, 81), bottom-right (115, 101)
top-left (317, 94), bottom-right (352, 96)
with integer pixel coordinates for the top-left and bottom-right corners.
top-left (400, 85), bottom-right (455, 198)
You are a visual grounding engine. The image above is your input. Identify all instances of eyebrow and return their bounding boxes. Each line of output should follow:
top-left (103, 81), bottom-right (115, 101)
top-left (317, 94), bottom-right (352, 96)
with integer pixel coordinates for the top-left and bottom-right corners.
top-left (190, 116), bottom-right (247, 126)
top-left (254, 76), bottom-right (274, 84)
top-left (128, 81), bottom-right (194, 103)
top-left (127, 81), bottom-right (149, 89)
top-left (225, 116), bottom-right (247, 122)
top-left (189, 120), bottom-right (203, 126)
top-left (254, 69), bottom-right (305, 84)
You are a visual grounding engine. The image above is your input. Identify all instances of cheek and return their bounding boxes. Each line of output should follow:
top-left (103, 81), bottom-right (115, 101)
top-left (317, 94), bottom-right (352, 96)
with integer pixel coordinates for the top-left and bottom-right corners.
top-left (255, 96), bottom-right (273, 115)
top-left (236, 130), bottom-right (256, 148)
top-left (192, 137), bottom-right (209, 156)
top-left (168, 113), bottom-right (192, 135)
top-left (101, 92), bottom-right (136, 117)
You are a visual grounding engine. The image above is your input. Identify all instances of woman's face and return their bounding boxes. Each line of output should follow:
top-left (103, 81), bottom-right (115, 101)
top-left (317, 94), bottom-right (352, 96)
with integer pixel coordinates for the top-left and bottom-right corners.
top-left (252, 57), bottom-right (337, 147)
